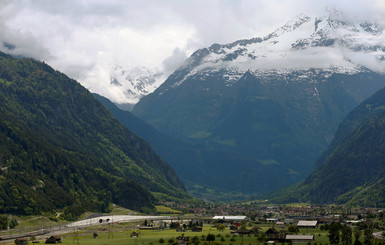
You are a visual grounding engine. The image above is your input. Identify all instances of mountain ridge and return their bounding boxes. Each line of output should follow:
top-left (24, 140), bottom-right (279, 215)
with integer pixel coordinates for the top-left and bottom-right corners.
top-left (273, 86), bottom-right (385, 206)
top-left (153, 9), bottom-right (384, 95)
top-left (132, 10), bottom-right (385, 196)
top-left (0, 51), bottom-right (187, 215)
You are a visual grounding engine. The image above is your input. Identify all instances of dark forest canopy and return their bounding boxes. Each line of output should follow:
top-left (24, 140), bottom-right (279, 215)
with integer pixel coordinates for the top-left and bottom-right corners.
top-left (0, 52), bottom-right (188, 216)
top-left (273, 85), bottom-right (385, 207)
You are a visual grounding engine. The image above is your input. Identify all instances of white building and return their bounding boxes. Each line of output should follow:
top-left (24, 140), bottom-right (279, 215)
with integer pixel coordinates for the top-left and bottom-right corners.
top-left (286, 235), bottom-right (314, 243)
top-left (297, 220), bottom-right (318, 228)
top-left (212, 216), bottom-right (247, 221)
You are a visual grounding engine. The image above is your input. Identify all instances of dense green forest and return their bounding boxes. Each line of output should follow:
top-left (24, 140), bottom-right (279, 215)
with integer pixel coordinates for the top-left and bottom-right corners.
top-left (273, 86), bottom-right (385, 206)
top-left (0, 52), bottom-right (188, 216)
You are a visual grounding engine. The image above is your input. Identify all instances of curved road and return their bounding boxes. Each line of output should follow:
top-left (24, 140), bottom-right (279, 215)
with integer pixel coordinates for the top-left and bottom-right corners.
top-left (67, 215), bottom-right (171, 227)
top-left (0, 215), bottom-right (173, 243)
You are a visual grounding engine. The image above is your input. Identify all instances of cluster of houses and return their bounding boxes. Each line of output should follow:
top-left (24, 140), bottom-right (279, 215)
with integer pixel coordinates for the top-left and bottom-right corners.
top-left (164, 200), bottom-right (383, 222)
top-left (14, 236), bottom-right (62, 244)
top-left (129, 204), bottom-right (378, 244)
top-left (212, 215), bottom-right (316, 243)
top-left (138, 219), bottom-right (203, 233)
top-left (8, 203), bottom-right (383, 245)
top-left (263, 225), bottom-right (315, 243)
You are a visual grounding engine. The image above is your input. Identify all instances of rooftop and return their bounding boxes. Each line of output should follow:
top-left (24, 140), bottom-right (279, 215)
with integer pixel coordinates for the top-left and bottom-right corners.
top-left (212, 216), bottom-right (247, 220)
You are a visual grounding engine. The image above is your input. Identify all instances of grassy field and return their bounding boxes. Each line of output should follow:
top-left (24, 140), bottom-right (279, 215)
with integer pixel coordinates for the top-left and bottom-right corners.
top-left (63, 225), bottom-right (331, 245)
top-left (0, 222), bottom-right (335, 245)
top-left (155, 205), bottom-right (182, 214)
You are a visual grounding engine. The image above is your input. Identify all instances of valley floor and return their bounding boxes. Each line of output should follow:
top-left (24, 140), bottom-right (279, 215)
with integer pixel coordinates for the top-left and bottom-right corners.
top-left (0, 222), bottom-right (329, 245)
top-left (1, 204), bottom-right (385, 245)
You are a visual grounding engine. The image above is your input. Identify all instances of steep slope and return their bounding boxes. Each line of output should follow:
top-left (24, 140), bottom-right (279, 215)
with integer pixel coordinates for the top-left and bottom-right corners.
top-left (276, 87), bottom-right (385, 206)
top-left (0, 52), bottom-right (187, 215)
top-left (94, 94), bottom-right (240, 199)
top-left (133, 10), bottom-right (385, 195)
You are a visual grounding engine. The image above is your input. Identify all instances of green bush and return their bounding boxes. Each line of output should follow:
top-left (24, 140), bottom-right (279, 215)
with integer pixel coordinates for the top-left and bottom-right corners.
top-left (9, 217), bottom-right (18, 228)
top-left (0, 215), bottom-right (8, 230)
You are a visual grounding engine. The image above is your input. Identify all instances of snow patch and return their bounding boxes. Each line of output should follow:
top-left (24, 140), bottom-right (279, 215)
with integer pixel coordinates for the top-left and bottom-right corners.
top-left (109, 65), bottom-right (166, 104)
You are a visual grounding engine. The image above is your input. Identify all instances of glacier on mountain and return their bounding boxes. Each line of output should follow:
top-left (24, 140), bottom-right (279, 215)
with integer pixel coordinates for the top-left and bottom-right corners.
top-left (168, 9), bottom-right (385, 89)
top-left (109, 65), bottom-right (166, 106)
top-left (112, 9), bottom-right (385, 105)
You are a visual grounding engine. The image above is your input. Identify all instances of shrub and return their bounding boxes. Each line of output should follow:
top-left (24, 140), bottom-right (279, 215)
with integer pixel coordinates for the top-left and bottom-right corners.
top-left (9, 217), bottom-right (18, 228)
top-left (0, 215), bottom-right (8, 230)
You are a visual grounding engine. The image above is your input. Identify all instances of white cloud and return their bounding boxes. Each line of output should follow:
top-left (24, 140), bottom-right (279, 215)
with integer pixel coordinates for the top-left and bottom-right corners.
top-left (0, 0), bottom-right (384, 102)
top-left (162, 48), bottom-right (188, 74)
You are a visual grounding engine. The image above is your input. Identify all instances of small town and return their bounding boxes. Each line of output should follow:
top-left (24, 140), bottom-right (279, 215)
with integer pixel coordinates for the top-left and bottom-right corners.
top-left (1, 203), bottom-right (385, 245)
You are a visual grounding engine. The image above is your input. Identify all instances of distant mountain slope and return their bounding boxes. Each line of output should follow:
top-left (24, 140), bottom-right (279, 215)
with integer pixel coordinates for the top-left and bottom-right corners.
top-left (94, 94), bottom-right (239, 199)
top-left (135, 68), bottom-right (385, 194)
top-left (133, 10), bottom-right (385, 195)
top-left (275, 86), bottom-right (385, 206)
top-left (0, 52), bottom-right (187, 215)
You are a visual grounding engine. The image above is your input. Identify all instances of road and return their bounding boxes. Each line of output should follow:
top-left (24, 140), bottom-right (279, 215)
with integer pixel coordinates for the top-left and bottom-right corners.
top-left (67, 215), bottom-right (171, 227)
top-left (0, 215), bottom-right (172, 243)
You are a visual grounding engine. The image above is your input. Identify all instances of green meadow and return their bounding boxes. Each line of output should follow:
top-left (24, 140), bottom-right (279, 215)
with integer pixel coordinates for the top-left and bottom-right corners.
top-left (1, 223), bottom-right (335, 245)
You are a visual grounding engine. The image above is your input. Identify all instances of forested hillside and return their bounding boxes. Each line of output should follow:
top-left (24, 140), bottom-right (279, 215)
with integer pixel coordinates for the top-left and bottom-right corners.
top-left (274, 86), bottom-right (385, 206)
top-left (0, 52), bottom-right (187, 216)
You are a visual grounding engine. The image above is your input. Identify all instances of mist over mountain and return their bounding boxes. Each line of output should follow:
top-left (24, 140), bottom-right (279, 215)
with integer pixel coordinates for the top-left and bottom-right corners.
top-left (116, 9), bottom-right (385, 108)
top-left (133, 10), bottom-right (385, 196)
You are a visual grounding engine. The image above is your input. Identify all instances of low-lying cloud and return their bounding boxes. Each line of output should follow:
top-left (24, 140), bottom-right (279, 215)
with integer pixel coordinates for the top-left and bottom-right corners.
top-left (0, 0), bottom-right (384, 103)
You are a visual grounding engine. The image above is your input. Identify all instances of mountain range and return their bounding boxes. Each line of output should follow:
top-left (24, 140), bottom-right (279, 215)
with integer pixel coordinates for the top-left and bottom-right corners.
top-left (132, 9), bottom-right (385, 196)
top-left (0, 51), bottom-right (187, 215)
top-left (273, 85), bottom-right (385, 207)
top-left (116, 9), bottom-right (384, 108)
top-left (2, 7), bottom-right (385, 213)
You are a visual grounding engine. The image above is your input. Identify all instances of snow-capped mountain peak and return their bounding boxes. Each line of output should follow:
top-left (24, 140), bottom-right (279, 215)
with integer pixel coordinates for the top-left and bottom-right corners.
top-left (109, 65), bottom-right (165, 107)
top-left (170, 9), bottom-right (384, 89)
top-left (108, 9), bottom-right (384, 105)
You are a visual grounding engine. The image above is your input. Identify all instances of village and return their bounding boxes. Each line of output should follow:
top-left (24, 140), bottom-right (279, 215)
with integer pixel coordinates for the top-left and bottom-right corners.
top-left (4, 203), bottom-right (385, 245)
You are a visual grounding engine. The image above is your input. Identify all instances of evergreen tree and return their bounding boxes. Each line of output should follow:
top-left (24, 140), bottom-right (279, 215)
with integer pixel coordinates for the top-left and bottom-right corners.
top-left (341, 224), bottom-right (352, 245)
top-left (8, 217), bottom-right (18, 229)
top-left (206, 234), bottom-right (215, 243)
top-left (353, 227), bottom-right (362, 245)
top-left (191, 236), bottom-right (200, 245)
top-left (168, 238), bottom-right (175, 245)
top-left (329, 223), bottom-right (341, 245)
top-left (364, 227), bottom-right (374, 245)
top-left (0, 215), bottom-right (8, 230)
top-left (288, 224), bottom-right (299, 234)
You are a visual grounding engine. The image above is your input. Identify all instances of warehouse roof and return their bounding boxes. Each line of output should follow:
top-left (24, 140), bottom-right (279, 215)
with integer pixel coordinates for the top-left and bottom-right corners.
top-left (297, 220), bottom-right (318, 227)
top-left (212, 216), bottom-right (247, 220)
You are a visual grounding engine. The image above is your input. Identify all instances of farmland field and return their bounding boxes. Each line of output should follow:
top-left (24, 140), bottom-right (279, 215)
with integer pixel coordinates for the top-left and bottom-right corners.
top-left (0, 223), bottom-right (334, 245)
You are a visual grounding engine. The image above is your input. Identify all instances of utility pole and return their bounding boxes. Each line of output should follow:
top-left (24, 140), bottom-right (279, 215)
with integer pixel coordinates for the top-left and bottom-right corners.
top-left (108, 215), bottom-right (113, 239)
top-left (73, 226), bottom-right (79, 244)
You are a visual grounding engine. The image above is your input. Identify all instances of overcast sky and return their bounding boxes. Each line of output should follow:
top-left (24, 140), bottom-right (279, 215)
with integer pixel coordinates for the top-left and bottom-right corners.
top-left (0, 0), bottom-right (384, 96)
